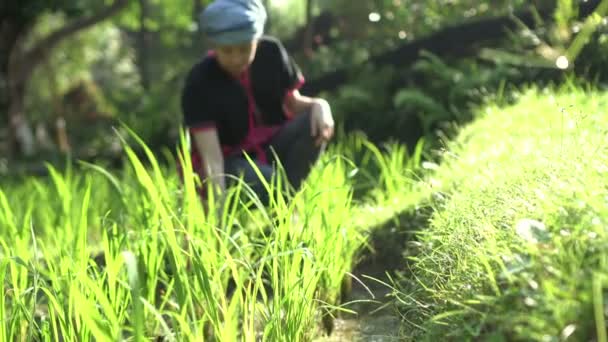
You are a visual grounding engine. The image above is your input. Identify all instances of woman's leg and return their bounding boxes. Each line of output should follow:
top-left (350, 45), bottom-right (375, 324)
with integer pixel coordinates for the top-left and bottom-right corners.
top-left (224, 155), bottom-right (274, 206)
top-left (265, 111), bottom-right (325, 191)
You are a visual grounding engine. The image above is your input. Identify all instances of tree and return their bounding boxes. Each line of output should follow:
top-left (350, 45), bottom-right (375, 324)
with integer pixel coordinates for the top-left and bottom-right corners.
top-left (137, 0), bottom-right (152, 91)
top-left (0, 0), bottom-right (129, 157)
top-left (302, 0), bottom-right (314, 57)
top-left (301, 0), bottom-right (605, 95)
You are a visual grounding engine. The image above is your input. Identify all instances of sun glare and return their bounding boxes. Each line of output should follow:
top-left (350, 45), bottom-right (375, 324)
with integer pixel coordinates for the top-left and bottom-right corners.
top-left (270, 0), bottom-right (289, 8)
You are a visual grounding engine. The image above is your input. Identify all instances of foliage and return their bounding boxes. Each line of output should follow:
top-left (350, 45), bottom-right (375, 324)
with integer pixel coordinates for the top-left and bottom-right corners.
top-left (264, 0), bottom-right (308, 40)
top-left (17, 0), bottom-right (216, 157)
top-left (394, 51), bottom-right (522, 131)
top-left (324, 50), bottom-right (524, 148)
top-left (9, 0), bottom-right (608, 160)
top-left (324, 0), bottom-right (528, 46)
top-left (308, 0), bottom-right (608, 151)
top-left (300, 0), bottom-right (530, 77)
top-left (2, 0), bottom-right (116, 21)
top-left (396, 85), bottom-right (608, 341)
top-left (0, 131), bottom-right (422, 340)
top-left (323, 64), bottom-right (420, 145)
top-left (25, 16), bottom-right (131, 120)
top-left (573, 25), bottom-right (608, 80)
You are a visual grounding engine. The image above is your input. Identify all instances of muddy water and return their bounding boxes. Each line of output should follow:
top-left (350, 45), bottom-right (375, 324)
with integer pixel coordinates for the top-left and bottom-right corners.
top-left (319, 314), bottom-right (401, 342)
top-left (314, 272), bottom-right (402, 342)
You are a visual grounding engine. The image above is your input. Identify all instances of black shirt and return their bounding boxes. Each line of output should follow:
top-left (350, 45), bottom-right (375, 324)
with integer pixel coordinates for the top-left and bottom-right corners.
top-left (181, 36), bottom-right (304, 148)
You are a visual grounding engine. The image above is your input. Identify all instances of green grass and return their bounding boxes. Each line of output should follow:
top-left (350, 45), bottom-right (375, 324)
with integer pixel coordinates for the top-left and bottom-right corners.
top-left (397, 84), bottom-right (608, 341)
top-left (13, 82), bottom-right (607, 342)
top-left (0, 129), bottom-right (422, 341)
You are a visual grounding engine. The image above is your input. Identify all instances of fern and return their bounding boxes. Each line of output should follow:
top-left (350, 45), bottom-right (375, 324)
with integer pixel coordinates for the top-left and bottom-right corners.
top-left (393, 88), bottom-right (450, 133)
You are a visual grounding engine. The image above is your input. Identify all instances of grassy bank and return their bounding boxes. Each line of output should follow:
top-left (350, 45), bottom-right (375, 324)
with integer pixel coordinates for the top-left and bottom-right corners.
top-left (398, 85), bottom-right (608, 341)
top-left (0, 130), bottom-right (421, 341)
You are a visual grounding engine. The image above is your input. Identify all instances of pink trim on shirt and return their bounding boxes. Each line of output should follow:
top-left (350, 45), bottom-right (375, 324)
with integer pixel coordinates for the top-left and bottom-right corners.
top-left (196, 54), bottom-right (283, 164)
top-left (222, 68), bottom-right (280, 164)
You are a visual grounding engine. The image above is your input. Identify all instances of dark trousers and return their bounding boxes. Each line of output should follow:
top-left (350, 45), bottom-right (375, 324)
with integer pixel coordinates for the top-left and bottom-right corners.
top-left (224, 111), bottom-right (324, 205)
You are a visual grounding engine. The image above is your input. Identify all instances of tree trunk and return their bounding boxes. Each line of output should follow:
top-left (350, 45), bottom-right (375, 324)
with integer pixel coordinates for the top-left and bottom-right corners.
top-left (8, 82), bottom-right (35, 156)
top-left (45, 59), bottom-right (70, 153)
top-left (1, 54), bottom-right (10, 157)
top-left (1, 16), bottom-right (32, 158)
top-left (0, 26), bottom-right (14, 125)
top-left (0, 57), bottom-right (8, 157)
top-left (193, 0), bottom-right (203, 32)
top-left (6, 22), bottom-right (36, 156)
top-left (302, 0), bottom-right (314, 57)
top-left (138, 0), bottom-right (151, 91)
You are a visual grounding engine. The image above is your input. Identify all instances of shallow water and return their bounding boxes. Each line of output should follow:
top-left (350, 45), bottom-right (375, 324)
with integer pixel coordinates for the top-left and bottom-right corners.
top-left (314, 270), bottom-right (402, 342)
top-left (318, 315), bottom-right (401, 342)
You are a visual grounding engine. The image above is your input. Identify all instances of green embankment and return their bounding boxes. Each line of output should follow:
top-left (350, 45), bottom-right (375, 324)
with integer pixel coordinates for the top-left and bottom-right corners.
top-left (399, 86), bottom-right (608, 341)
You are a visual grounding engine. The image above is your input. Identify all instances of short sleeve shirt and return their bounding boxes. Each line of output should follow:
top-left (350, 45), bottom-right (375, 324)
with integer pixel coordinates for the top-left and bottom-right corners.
top-left (181, 36), bottom-right (305, 151)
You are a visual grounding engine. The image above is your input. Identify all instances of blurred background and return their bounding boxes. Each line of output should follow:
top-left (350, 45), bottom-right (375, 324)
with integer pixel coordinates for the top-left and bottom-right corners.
top-left (1, 0), bottom-right (607, 174)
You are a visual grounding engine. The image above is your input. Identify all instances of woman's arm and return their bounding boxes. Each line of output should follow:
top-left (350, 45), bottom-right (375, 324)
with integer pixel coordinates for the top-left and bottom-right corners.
top-left (191, 128), bottom-right (226, 204)
top-left (285, 89), bottom-right (334, 145)
top-left (284, 89), bottom-right (319, 114)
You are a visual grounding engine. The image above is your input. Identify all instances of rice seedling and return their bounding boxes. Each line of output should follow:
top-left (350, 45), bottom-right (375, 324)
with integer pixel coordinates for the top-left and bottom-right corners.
top-left (0, 128), bottom-right (421, 341)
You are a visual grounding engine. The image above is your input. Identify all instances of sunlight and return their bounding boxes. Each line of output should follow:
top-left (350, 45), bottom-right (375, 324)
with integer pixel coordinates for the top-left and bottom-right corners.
top-left (270, 0), bottom-right (289, 9)
top-left (556, 55), bottom-right (569, 69)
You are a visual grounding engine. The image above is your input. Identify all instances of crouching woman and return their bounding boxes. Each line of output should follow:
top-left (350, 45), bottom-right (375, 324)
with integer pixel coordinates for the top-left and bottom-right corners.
top-left (180, 0), bottom-right (335, 212)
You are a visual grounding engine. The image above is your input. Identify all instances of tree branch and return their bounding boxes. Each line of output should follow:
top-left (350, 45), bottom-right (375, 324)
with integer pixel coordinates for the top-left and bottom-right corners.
top-left (301, 0), bottom-right (602, 96)
top-left (19, 0), bottom-right (130, 83)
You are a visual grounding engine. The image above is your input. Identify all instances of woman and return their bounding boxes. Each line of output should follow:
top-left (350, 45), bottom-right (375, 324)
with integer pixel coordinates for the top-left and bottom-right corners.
top-left (181, 0), bottom-right (335, 209)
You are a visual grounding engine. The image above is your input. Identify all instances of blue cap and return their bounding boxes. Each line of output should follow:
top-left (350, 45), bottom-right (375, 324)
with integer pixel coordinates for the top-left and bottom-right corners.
top-left (199, 0), bottom-right (267, 46)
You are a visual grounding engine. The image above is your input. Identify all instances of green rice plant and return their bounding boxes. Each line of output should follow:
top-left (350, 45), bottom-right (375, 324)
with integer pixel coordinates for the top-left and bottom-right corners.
top-left (0, 125), bottom-right (422, 340)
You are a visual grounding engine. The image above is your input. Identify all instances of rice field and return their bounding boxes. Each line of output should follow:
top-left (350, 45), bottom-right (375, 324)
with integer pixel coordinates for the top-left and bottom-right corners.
top-left (0, 130), bottom-right (422, 341)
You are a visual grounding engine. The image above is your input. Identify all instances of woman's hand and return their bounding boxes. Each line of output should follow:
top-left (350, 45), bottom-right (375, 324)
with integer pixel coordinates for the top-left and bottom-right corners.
top-left (284, 90), bottom-right (334, 145)
top-left (310, 98), bottom-right (334, 146)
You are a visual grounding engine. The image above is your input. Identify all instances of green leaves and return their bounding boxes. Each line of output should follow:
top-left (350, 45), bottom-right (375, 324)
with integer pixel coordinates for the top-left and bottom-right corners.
top-left (0, 119), bottom-right (423, 340)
